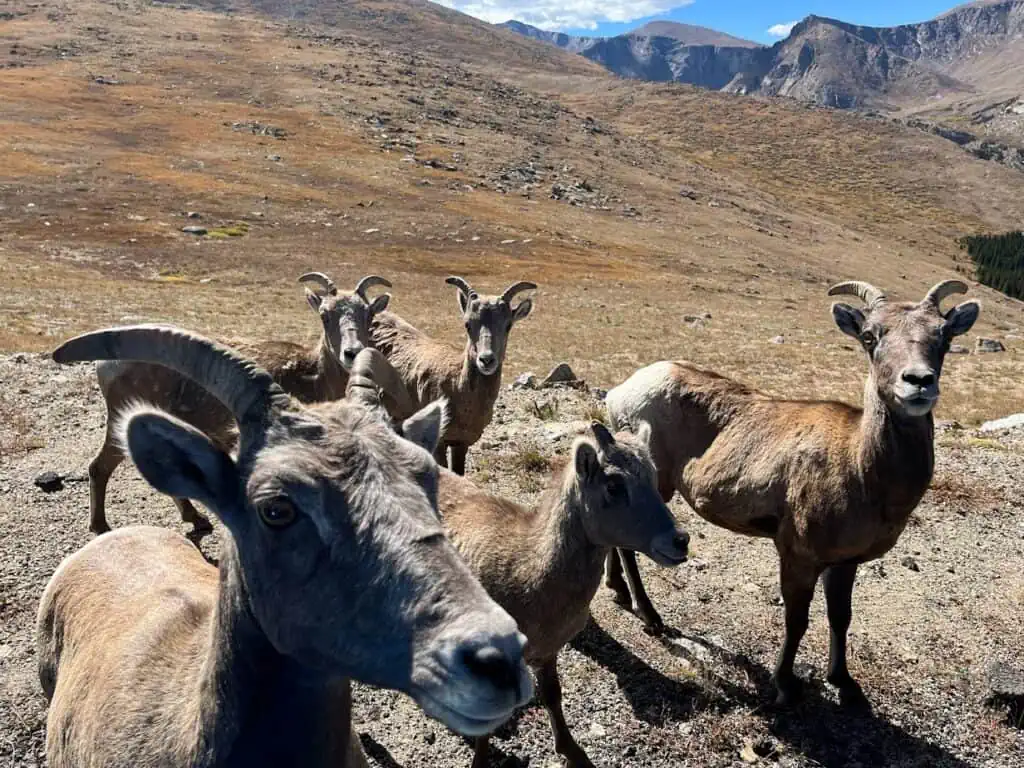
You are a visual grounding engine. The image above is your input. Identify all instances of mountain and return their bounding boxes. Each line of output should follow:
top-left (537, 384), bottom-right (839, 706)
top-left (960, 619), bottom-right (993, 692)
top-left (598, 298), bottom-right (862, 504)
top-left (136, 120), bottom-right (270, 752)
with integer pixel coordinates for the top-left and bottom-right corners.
top-left (502, 2), bottom-right (1024, 113)
top-left (628, 21), bottom-right (760, 48)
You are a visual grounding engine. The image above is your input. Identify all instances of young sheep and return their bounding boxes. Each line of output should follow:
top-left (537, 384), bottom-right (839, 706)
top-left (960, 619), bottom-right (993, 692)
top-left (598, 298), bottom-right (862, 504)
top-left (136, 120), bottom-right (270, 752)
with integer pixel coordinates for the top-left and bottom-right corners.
top-left (437, 422), bottom-right (690, 768)
top-left (371, 276), bottom-right (536, 475)
top-left (604, 279), bottom-right (981, 706)
top-left (86, 272), bottom-right (397, 535)
top-left (39, 325), bottom-right (534, 768)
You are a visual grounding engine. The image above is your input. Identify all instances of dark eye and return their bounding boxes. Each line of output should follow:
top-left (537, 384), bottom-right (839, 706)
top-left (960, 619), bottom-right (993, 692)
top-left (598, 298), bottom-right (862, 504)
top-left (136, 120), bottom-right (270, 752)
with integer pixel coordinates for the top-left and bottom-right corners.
top-left (860, 331), bottom-right (877, 348)
top-left (606, 475), bottom-right (628, 501)
top-left (258, 498), bottom-right (297, 529)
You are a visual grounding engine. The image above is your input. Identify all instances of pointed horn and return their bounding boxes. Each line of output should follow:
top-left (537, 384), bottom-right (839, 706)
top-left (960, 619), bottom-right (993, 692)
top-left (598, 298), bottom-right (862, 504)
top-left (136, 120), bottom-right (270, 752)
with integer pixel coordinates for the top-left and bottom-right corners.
top-left (346, 349), bottom-right (415, 418)
top-left (298, 272), bottom-right (338, 296)
top-left (501, 281), bottom-right (538, 304)
top-left (445, 276), bottom-right (475, 297)
top-left (827, 280), bottom-right (886, 307)
top-left (923, 279), bottom-right (969, 309)
top-left (53, 325), bottom-right (290, 442)
top-left (354, 275), bottom-right (392, 303)
top-left (590, 421), bottom-right (615, 452)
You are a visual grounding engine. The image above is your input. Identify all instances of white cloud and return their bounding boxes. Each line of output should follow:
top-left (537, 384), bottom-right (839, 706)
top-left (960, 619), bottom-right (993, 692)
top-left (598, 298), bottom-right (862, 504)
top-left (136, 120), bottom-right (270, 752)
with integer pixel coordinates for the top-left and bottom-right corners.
top-left (766, 21), bottom-right (798, 38)
top-left (432, 1), bottom-right (693, 32)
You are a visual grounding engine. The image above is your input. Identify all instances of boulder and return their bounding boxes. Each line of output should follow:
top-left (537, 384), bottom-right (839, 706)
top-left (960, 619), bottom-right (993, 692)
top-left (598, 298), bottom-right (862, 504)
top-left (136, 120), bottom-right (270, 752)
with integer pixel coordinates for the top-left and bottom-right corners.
top-left (976, 338), bottom-right (1006, 353)
top-left (542, 363), bottom-right (578, 387)
top-left (980, 413), bottom-right (1024, 433)
top-left (34, 471), bottom-right (64, 493)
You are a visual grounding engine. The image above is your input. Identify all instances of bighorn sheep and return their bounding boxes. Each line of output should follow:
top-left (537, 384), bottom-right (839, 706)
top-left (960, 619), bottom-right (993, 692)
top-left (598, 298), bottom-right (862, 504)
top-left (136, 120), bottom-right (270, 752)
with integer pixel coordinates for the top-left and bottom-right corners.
top-left (437, 422), bottom-right (690, 767)
top-left (371, 277), bottom-right (536, 475)
top-left (86, 273), bottom-right (395, 535)
top-left (604, 280), bottom-right (980, 706)
top-left (39, 325), bottom-right (534, 768)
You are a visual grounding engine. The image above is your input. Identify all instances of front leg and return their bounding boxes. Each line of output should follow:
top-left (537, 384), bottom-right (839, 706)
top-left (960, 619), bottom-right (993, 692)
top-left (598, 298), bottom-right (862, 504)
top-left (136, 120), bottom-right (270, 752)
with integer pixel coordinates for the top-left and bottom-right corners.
top-left (536, 659), bottom-right (595, 768)
top-left (450, 443), bottom-right (468, 476)
top-left (823, 562), bottom-right (868, 708)
top-left (471, 735), bottom-right (491, 768)
top-left (604, 549), bottom-right (631, 606)
top-left (771, 553), bottom-right (820, 706)
top-left (620, 549), bottom-right (665, 635)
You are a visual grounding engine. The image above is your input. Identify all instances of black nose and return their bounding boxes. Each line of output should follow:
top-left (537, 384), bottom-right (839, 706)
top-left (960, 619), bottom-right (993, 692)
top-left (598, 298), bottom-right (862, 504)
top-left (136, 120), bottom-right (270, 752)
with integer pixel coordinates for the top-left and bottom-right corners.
top-left (461, 645), bottom-right (518, 692)
top-left (902, 369), bottom-right (936, 388)
top-left (674, 531), bottom-right (690, 555)
top-left (478, 352), bottom-right (496, 367)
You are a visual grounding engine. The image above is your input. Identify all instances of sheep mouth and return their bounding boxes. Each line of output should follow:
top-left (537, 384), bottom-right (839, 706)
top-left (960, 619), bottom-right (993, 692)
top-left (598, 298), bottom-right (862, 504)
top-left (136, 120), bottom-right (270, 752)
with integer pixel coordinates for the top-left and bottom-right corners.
top-left (410, 687), bottom-right (519, 737)
top-left (648, 546), bottom-right (688, 567)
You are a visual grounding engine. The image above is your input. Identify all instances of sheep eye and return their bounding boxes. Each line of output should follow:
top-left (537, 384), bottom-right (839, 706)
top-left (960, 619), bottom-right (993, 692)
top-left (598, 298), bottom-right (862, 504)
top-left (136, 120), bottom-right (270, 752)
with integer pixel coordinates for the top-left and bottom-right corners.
top-left (606, 476), bottom-right (628, 501)
top-left (860, 331), bottom-right (876, 347)
top-left (258, 498), bottom-right (297, 529)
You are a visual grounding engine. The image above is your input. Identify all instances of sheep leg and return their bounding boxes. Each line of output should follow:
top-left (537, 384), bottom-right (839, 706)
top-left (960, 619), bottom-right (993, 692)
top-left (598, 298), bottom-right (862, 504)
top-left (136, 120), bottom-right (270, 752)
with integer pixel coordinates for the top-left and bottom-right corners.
top-left (450, 444), bottom-right (468, 475)
top-left (771, 556), bottom-right (818, 707)
top-left (88, 434), bottom-right (124, 534)
top-left (173, 498), bottom-right (214, 534)
top-left (823, 562), bottom-right (868, 708)
top-left (470, 736), bottom-right (491, 768)
top-left (536, 659), bottom-right (594, 768)
top-left (620, 550), bottom-right (665, 635)
top-left (604, 549), bottom-right (632, 606)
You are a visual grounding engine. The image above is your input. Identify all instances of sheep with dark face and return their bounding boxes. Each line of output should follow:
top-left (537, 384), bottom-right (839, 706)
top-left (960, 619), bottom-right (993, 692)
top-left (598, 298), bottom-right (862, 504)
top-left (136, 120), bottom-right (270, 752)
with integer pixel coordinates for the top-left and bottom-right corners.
top-left (604, 279), bottom-right (980, 707)
top-left (371, 276), bottom-right (536, 474)
top-left (39, 325), bottom-right (534, 768)
top-left (85, 273), bottom-right (397, 535)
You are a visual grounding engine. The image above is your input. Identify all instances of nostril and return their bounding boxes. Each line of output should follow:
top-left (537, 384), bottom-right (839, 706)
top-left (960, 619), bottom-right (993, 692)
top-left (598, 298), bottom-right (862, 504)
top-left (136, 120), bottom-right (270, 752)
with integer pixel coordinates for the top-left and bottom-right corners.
top-left (343, 349), bottom-right (358, 362)
top-left (674, 532), bottom-right (690, 553)
top-left (461, 645), bottom-right (518, 692)
top-left (902, 370), bottom-right (936, 387)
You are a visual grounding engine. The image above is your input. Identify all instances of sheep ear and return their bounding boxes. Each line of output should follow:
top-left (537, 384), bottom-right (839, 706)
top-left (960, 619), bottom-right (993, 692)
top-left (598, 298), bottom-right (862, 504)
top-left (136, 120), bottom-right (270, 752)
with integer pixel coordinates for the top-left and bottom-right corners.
top-left (574, 440), bottom-right (602, 483)
top-left (369, 294), bottom-right (391, 314)
top-left (123, 411), bottom-right (239, 519)
top-left (306, 288), bottom-right (323, 312)
top-left (635, 421), bottom-right (652, 448)
top-left (945, 300), bottom-right (980, 337)
top-left (831, 302), bottom-right (865, 339)
top-left (512, 298), bottom-right (533, 323)
top-left (401, 399), bottom-right (448, 454)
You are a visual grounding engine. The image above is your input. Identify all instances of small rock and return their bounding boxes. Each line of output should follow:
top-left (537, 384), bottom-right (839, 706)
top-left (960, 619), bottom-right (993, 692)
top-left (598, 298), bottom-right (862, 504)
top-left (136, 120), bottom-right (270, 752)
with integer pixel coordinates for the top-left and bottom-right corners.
top-left (587, 722), bottom-right (606, 738)
top-left (770, 335), bottom-right (785, 344)
top-left (34, 471), bottom-right (64, 493)
top-left (512, 372), bottom-right (538, 390)
top-left (689, 558), bottom-right (709, 572)
top-left (181, 225), bottom-right (207, 235)
top-left (542, 362), bottom-right (577, 387)
top-left (753, 737), bottom-right (778, 759)
top-left (423, 731), bottom-right (436, 745)
top-left (949, 343), bottom-right (969, 354)
top-left (591, 387), bottom-right (608, 400)
top-left (266, 154), bottom-right (282, 162)
top-left (976, 338), bottom-right (1006, 353)
top-left (901, 556), bottom-right (921, 572)
top-left (186, 211), bottom-right (202, 219)
top-left (740, 740), bottom-right (759, 764)
top-left (364, 228), bottom-right (380, 234)
top-left (679, 186), bottom-right (699, 200)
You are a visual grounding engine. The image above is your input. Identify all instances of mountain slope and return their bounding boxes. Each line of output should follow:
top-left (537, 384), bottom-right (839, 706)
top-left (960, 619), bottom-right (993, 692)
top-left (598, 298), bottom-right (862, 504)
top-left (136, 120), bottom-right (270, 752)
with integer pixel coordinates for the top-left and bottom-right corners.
top-left (503, 1), bottom-right (1024, 113)
top-left (630, 21), bottom-right (761, 48)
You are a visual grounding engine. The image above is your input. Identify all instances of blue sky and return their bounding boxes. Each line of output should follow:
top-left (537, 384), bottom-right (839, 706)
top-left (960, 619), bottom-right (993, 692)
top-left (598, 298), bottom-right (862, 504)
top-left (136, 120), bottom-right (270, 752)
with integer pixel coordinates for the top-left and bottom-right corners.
top-left (433, 1), bottom-right (967, 43)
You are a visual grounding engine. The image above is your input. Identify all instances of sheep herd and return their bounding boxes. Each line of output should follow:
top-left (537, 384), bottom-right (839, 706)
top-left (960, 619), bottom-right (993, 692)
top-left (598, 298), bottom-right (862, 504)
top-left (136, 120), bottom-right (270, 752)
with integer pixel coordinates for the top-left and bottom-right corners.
top-left (36, 272), bottom-right (980, 767)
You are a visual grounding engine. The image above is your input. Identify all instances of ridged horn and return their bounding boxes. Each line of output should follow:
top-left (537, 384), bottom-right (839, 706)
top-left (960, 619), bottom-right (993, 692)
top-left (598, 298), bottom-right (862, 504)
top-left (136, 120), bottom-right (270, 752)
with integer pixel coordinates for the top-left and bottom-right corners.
top-left (298, 272), bottom-right (338, 296)
top-left (354, 275), bottom-right (392, 303)
top-left (827, 280), bottom-right (886, 307)
top-left (52, 325), bottom-right (289, 436)
top-left (923, 279), bottom-right (968, 308)
top-left (345, 348), bottom-right (414, 418)
top-left (445, 276), bottom-right (476, 297)
top-left (501, 281), bottom-right (538, 305)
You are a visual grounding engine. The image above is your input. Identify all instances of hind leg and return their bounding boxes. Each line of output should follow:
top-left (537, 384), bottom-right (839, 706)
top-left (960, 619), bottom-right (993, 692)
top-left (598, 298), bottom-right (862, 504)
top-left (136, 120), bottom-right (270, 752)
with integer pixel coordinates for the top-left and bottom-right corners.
top-left (88, 431), bottom-right (125, 535)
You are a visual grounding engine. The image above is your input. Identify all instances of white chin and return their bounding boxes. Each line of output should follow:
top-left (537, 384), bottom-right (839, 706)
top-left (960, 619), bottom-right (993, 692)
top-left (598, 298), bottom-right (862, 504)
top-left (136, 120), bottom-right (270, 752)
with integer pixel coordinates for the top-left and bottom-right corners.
top-left (899, 399), bottom-right (936, 417)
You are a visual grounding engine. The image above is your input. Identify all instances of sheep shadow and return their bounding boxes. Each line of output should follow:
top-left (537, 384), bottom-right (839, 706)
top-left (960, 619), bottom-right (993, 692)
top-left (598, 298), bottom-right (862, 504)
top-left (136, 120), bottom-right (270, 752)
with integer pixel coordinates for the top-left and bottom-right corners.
top-left (574, 617), bottom-right (978, 768)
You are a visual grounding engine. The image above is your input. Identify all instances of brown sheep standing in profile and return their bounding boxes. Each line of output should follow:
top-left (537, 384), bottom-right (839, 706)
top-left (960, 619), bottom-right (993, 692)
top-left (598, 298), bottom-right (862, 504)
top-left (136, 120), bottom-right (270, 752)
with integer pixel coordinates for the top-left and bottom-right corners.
top-left (605, 279), bottom-right (980, 707)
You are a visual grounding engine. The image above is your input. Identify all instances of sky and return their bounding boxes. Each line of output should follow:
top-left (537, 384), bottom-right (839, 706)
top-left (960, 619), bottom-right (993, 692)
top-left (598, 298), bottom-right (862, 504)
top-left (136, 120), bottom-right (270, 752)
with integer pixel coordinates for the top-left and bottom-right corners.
top-left (431, 1), bottom-right (969, 43)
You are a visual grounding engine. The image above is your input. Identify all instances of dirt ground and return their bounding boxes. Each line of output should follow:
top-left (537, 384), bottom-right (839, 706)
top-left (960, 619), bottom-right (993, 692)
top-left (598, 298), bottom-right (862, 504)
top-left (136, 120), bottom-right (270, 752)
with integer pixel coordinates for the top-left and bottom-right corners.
top-left (1, 352), bottom-right (1022, 768)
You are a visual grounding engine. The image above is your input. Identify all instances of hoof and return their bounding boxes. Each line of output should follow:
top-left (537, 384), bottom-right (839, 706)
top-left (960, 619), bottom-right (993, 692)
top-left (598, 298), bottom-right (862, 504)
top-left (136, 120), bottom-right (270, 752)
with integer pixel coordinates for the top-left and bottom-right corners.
top-left (641, 617), bottom-right (666, 637)
top-left (90, 523), bottom-right (111, 536)
top-left (837, 682), bottom-right (871, 712)
top-left (610, 590), bottom-right (632, 609)
top-left (771, 677), bottom-right (803, 708)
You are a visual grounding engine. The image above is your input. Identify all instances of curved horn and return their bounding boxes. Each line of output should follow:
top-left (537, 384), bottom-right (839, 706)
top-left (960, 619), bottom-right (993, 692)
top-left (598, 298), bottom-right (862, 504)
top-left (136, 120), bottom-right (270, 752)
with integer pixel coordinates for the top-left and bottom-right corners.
top-left (298, 272), bottom-right (338, 296)
top-left (827, 280), bottom-right (886, 307)
top-left (923, 279), bottom-right (968, 309)
top-left (345, 349), bottom-right (415, 418)
top-left (501, 281), bottom-right (538, 305)
top-left (52, 325), bottom-right (290, 436)
top-left (590, 421), bottom-right (616, 452)
top-left (354, 275), bottom-right (392, 303)
top-left (445, 276), bottom-right (476, 297)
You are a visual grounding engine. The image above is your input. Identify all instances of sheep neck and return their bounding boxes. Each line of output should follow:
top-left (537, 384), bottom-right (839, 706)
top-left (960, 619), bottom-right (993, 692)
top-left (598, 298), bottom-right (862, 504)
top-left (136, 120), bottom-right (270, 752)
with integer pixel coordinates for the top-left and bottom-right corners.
top-left (316, 334), bottom-right (349, 401)
top-left (856, 374), bottom-right (935, 515)
top-left (193, 538), bottom-right (352, 767)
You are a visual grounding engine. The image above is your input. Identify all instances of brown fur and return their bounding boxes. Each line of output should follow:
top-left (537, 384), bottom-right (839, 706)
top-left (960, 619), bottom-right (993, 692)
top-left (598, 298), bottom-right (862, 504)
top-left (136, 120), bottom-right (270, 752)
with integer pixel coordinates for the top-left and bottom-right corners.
top-left (605, 282), bottom-right (980, 706)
